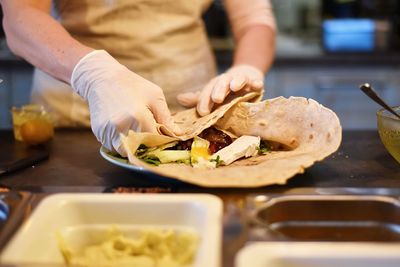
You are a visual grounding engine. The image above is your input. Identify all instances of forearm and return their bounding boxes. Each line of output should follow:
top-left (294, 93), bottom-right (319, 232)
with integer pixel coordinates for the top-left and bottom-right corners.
top-left (1, 0), bottom-right (93, 83)
top-left (233, 25), bottom-right (275, 74)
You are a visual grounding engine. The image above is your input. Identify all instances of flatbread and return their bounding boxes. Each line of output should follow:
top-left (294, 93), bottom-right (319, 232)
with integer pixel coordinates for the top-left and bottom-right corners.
top-left (157, 91), bottom-right (261, 138)
top-left (121, 95), bottom-right (342, 188)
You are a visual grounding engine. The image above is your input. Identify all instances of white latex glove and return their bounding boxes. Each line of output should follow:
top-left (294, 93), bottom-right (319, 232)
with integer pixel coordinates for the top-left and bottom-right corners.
top-left (177, 64), bottom-right (264, 116)
top-left (71, 50), bottom-right (181, 156)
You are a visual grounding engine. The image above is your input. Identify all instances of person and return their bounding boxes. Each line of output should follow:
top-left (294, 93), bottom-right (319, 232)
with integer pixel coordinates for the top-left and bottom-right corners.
top-left (0, 0), bottom-right (276, 155)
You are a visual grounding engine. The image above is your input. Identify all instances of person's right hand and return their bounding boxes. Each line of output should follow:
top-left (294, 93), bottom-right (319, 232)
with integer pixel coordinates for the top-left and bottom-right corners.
top-left (71, 50), bottom-right (181, 156)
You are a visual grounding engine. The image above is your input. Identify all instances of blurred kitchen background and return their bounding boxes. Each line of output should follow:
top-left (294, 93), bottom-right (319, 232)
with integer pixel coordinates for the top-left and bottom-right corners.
top-left (1, 0), bottom-right (400, 130)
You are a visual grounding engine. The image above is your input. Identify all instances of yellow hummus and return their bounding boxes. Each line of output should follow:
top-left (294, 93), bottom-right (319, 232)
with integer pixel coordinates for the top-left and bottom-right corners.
top-left (58, 227), bottom-right (199, 267)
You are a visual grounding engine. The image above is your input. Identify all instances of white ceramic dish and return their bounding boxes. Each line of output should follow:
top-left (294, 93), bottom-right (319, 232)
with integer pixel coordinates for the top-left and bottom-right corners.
top-left (235, 242), bottom-right (400, 267)
top-left (0, 193), bottom-right (223, 267)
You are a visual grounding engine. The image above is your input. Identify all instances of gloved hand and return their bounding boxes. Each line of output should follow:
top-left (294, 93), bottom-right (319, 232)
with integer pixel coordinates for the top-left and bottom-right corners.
top-left (71, 50), bottom-right (181, 156)
top-left (177, 64), bottom-right (264, 116)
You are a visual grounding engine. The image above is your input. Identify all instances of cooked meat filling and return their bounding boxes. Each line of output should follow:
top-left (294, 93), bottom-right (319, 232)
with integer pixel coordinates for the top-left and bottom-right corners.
top-left (199, 127), bottom-right (233, 154)
top-left (168, 127), bottom-right (233, 154)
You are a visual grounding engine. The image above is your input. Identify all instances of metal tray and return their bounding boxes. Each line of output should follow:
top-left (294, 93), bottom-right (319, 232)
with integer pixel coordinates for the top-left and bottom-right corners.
top-left (247, 194), bottom-right (400, 242)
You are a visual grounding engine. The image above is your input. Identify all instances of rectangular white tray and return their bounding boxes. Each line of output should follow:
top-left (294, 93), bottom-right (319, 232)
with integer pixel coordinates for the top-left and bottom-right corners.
top-left (236, 242), bottom-right (400, 267)
top-left (0, 193), bottom-right (222, 267)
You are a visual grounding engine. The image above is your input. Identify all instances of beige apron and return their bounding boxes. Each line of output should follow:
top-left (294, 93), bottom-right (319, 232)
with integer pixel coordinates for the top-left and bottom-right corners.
top-left (32, 0), bottom-right (217, 127)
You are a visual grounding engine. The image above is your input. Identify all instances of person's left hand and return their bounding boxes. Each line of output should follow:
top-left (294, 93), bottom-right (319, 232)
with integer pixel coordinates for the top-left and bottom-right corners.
top-left (177, 64), bottom-right (264, 116)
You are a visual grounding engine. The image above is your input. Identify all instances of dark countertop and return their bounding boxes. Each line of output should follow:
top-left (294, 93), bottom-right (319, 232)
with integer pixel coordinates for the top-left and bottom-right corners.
top-left (0, 129), bottom-right (399, 267)
top-left (0, 129), bottom-right (399, 191)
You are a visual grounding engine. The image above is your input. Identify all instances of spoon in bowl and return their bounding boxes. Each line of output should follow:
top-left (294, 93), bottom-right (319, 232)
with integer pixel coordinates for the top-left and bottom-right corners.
top-left (359, 83), bottom-right (400, 120)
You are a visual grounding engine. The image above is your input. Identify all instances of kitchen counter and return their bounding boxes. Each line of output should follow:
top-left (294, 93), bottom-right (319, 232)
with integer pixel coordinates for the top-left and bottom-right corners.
top-left (3, 50), bottom-right (400, 67)
top-left (215, 50), bottom-right (400, 68)
top-left (0, 129), bottom-right (399, 267)
top-left (0, 129), bottom-right (399, 191)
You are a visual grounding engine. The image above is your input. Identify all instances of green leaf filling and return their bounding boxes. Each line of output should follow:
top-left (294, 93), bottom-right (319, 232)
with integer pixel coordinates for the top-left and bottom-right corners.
top-left (141, 156), bottom-right (161, 166)
top-left (136, 144), bottom-right (149, 157)
top-left (135, 143), bottom-right (191, 166)
top-left (210, 155), bottom-right (223, 167)
top-left (257, 141), bottom-right (271, 155)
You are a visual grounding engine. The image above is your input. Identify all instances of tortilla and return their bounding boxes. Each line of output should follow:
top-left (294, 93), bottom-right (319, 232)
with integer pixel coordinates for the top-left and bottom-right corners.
top-left (121, 95), bottom-right (342, 188)
top-left (157, 91), bottom-right (261, 138)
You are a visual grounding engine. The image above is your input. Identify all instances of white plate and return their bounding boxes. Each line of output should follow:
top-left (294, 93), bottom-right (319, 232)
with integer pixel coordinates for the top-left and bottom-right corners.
top-left (100, 146), bottom-right (149, 172)
top-left (235, 242), bottom-right (400, 267)
top-left (1, 193), bottom-right (223, 267)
